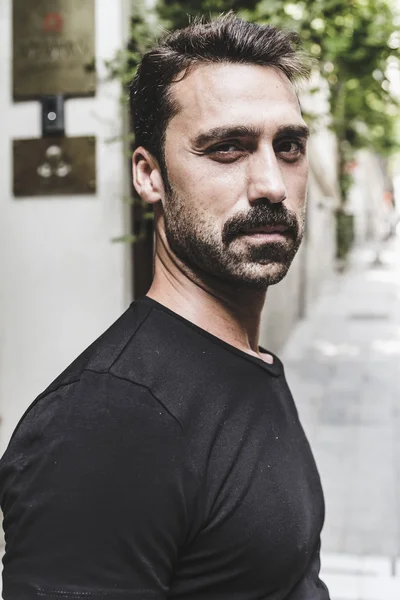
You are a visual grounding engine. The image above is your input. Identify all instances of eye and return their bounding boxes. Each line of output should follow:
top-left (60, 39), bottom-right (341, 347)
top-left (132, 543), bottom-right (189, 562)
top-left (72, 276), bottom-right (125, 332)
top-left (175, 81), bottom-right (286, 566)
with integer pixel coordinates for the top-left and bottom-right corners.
top-left (275, 139), bottom-right (306, 162)
top-left (206, 142), bottom-right (246, 163)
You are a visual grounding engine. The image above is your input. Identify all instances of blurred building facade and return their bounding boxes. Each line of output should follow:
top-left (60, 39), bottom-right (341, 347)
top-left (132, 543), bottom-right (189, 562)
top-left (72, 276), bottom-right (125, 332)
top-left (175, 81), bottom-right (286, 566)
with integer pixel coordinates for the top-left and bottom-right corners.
top-left (348, 152), bottom-right (395, 247)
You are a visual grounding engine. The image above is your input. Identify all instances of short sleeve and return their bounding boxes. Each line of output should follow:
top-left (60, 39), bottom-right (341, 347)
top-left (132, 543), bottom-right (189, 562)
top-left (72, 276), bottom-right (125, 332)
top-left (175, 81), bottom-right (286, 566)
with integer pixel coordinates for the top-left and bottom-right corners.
top-left (0, 372), bottom-right (200, 599)
top-left (288, 538), bottom-right (330, 599)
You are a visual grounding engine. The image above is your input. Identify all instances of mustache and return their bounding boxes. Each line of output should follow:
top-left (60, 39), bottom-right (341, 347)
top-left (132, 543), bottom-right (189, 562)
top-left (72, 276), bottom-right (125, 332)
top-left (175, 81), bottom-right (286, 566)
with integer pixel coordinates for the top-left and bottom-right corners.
top-left (222, 205), bottom-right (300, 245)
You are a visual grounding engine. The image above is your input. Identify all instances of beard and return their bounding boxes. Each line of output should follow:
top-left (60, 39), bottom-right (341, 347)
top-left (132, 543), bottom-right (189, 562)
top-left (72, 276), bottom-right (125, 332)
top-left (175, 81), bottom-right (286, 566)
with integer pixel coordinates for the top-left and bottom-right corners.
top-left (162, 186), bottom-right (306, 291)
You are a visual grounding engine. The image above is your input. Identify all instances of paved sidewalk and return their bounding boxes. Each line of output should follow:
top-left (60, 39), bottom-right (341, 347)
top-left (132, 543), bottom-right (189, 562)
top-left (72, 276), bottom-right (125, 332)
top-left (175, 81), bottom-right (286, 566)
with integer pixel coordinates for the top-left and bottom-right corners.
top-left (281, 235), bottom-right (400, 599)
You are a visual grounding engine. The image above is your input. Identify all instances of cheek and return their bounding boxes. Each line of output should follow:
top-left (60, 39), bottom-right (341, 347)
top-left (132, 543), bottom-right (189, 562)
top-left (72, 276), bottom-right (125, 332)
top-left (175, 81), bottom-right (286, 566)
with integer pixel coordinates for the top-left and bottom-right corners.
top-left (283, 165), bottom-right (308, 207)
top-left (167, 156), bottom-right (244, 219)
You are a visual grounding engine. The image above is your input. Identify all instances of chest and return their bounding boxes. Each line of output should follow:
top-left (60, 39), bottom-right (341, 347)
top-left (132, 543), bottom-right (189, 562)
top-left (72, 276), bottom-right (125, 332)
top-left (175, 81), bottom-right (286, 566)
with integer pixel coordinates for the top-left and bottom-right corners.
top-left (171, 385), bottom-right (325, 598)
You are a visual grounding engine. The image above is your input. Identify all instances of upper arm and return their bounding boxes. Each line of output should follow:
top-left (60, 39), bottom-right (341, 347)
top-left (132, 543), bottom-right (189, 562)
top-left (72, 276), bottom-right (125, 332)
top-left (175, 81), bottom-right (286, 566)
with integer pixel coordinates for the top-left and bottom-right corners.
top-left (0, 373), bottom-right (199, 599)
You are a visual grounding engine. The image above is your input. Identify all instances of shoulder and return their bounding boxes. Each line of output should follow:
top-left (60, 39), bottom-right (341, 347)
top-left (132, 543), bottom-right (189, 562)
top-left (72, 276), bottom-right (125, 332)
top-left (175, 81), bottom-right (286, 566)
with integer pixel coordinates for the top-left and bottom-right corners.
top-left (1, 298), bottom-right (174, 454)
top-left (2, 370), bottom-right (183, 458)
top-left (0, 371), bottom-right (197, 504)
top-left (0, 373), bottom-right (202, 595)
top-left (36, 299), bottom-right (154, 397)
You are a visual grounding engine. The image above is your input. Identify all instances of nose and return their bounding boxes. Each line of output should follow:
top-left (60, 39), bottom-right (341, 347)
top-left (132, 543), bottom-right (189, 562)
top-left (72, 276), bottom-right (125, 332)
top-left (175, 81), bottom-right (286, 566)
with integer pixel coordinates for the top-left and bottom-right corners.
top-left (246, 148), bottom-right (287, 205)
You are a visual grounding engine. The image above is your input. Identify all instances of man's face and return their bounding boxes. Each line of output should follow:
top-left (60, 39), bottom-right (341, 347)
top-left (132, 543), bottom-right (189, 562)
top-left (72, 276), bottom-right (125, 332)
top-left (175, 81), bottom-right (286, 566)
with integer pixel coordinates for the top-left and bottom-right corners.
top-left (160, 62), bottom-right (309, 290)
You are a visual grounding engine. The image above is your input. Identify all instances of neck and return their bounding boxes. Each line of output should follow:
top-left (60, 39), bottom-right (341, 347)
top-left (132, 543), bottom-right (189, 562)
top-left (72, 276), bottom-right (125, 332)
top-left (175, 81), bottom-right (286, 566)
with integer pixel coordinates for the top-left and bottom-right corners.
top-left (146, 238), bottom-right (268, 359)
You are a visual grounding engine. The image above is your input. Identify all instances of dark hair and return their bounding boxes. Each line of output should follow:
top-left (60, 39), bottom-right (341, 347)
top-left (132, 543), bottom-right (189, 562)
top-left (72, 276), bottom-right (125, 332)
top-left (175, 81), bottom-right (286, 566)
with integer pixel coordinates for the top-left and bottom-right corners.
top-left (130, 12), bottom-right (311, 171)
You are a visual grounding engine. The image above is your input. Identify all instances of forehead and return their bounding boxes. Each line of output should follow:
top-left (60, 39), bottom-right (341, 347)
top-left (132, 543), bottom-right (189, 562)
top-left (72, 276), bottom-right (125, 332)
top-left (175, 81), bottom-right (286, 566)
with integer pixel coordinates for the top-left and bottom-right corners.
top-left (166, 63), bottom-right (305, 141)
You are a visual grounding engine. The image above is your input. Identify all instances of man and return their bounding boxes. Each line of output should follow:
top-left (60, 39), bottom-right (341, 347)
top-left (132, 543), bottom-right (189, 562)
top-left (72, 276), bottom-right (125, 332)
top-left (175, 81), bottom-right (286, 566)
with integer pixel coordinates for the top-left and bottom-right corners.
top-left (0, 13), bottom-right (330, 600)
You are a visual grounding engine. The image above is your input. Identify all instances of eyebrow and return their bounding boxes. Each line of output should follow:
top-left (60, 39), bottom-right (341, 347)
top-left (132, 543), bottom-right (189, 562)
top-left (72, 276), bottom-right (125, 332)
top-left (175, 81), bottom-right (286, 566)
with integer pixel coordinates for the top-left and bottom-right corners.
top-left (275, 124), bottom-right (310, 139)
top-left (191, 124), bottom-right (310, 147)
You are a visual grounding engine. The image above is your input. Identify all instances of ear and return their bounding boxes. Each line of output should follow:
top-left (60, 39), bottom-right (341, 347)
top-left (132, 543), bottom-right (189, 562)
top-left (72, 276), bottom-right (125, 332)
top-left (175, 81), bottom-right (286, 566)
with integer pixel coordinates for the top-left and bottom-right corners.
top-left (132, 147), bottom-right (165, 205)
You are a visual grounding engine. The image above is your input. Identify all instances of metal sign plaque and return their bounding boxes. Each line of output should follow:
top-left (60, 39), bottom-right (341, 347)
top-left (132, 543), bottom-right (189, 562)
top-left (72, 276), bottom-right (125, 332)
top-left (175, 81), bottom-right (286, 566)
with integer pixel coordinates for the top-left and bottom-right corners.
top-left (13, 0), bottom-right (96, 99)
top-left (13, 137), bottom-right (96, 197)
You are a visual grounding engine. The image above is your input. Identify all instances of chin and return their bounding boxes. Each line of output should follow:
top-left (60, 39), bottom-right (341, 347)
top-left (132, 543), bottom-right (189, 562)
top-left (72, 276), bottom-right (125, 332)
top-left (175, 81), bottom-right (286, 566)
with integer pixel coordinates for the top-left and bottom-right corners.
top-left (223, 261), bottom-right (293, 290)
top-left (260, 261), bottom-right (293, 285)
top-left (254, 267), bottom-right (292, 288)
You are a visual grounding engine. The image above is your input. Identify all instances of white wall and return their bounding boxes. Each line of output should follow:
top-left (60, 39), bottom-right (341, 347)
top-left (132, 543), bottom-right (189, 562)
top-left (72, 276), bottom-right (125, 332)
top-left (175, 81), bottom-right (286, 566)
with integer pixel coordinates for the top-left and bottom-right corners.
top-left (0, 0), bottom-right (132, 454)
top-left (303, 132), bottom-right (338, 307)
top-left (347, 150), bottom-right (390, 246)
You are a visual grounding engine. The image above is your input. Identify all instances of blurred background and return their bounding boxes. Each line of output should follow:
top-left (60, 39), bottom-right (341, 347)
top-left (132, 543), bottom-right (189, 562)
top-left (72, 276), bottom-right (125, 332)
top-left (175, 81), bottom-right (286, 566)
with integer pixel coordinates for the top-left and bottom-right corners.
top-left (1, 0), bottom-right (400, 597)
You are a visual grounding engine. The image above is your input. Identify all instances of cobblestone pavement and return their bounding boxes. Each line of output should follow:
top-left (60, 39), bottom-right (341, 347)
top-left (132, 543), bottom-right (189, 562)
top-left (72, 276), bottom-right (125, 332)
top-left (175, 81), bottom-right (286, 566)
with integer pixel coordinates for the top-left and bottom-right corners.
top-left (281, 235), bottom-right (400, 599)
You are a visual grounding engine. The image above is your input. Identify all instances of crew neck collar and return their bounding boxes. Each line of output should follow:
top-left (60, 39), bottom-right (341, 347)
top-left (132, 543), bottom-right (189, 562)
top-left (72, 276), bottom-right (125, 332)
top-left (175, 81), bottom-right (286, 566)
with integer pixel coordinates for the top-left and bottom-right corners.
top-left (136, 296), bottom-right (283, 377)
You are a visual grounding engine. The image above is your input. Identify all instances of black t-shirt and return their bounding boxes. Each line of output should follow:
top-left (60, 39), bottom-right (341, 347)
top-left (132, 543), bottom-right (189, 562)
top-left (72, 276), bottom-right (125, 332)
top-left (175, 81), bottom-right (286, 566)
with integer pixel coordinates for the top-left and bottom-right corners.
top-left (0, 297), bottom-right (330, 599)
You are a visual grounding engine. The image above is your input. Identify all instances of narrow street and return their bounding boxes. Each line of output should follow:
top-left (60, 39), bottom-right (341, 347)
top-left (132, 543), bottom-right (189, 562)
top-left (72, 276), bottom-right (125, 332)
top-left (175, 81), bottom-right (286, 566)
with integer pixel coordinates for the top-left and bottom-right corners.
top-left (282, 235), bottom-right (400, 599)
